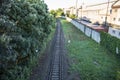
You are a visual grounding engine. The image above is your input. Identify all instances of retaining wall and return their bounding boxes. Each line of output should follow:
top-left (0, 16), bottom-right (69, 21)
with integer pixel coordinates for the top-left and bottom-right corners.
top-left (66, 17), bottom-right (101, 43)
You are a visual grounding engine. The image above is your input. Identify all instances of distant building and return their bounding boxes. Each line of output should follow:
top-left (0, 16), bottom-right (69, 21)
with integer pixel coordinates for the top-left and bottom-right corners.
top-left (78, 1), bottom-right (116, 23)
top-left (63, 8), bottom-right (70, 15)
top-left (64, 6), bottom-right (76, 16)
top-left (69, 7), bottom-right (76, 15)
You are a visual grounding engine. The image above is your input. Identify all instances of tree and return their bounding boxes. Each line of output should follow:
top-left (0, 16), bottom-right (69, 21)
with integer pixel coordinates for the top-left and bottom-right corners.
top-left (69, 14), bottom-right (76, 19)
top-left (50, 10), bottom-right (56, 17)
top-left (50, 8), bottom-right (65, 17)
top-left (0, 0), bottom-right (55, 80)
top-left (56, 8), bottom-right (64, 16)
top-left (61, 12), bottom-right (65, 16)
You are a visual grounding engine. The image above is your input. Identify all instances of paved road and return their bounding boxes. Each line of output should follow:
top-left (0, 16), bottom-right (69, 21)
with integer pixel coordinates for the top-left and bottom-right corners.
top-left (30, 19), bottom-right (68, 80)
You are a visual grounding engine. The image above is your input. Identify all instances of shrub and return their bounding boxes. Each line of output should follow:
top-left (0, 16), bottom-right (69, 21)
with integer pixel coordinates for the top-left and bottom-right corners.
top-left (117, 71), bottom-right (120, 80)
top-left (100, 32), bottom-right (120, 55)
top-left (69, 14), bottom-right (76, 19)
top-left (66, 13), bottom-right (70, 17)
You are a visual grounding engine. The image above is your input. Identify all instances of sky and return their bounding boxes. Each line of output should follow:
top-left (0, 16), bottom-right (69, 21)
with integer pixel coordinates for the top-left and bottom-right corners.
top-left (44, 0), bottom-right (111, 10)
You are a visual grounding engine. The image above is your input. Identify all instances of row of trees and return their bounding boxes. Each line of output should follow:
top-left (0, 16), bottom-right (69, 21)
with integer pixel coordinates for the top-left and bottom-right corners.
top-left (68, 14), bottom-right (76, 19)
top-left (50, 8), bottom-right (65, 17)
top-left (50, 8), bottom-right (76, 19)
top-left (0, 0), bottom-right (55, 80)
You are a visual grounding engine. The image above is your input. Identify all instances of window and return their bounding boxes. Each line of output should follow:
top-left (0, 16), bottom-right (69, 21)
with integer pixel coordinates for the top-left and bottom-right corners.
top-left (113, 18), bottom-right (116, 21)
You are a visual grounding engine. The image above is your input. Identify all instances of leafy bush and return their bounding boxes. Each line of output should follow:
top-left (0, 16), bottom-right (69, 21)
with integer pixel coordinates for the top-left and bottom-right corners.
top-left (117, 71), bottom-right (120, 80)
top-left (50, 10), bottom-right (57, 17)
top-left (50, 8), bottom-right (65, 17)
top-left (100, 32), bottom-right (120, 80)
top-left (0, 0), bottom-right (55, 80)
top-left (69, 14), bottom-right (76, 19)
top-left (100, 32), bottom-right (120, 55)
top-left (66, 13), bottom-right (70, 17)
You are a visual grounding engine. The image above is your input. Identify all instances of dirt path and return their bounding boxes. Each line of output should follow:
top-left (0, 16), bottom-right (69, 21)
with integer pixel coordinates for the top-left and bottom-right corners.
top-left (29, 19), bottom-right (68, 80)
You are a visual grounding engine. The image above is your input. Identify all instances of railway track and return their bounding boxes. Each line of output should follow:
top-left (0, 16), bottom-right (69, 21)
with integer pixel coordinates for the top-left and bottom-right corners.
top-left (29, 19), bottom-right (68, 80)
top-left (46, 19), bottom-right (66, 80)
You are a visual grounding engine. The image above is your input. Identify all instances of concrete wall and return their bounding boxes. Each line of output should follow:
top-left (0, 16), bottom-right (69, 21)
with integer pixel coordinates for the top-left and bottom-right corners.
top-left (85, 27), bottom-right (92, 37)
top-left (66, 17), bottom-right (101, 43)
top-left (108, 27), bottom-right (120, 39)
top-left (91, 30), bottom-right (101, 43)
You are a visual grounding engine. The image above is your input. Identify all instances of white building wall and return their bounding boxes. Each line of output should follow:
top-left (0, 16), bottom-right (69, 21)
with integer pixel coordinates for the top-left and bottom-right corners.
top-left (116, 9), bottom-right (120, 25)
top-left (78, 1), bottom-right (115, 24)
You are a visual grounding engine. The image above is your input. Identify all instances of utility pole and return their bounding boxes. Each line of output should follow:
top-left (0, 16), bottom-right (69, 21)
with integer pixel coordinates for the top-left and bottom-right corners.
top-left (105, 0), bottom-right (110, 27)
top-left (75, 0), bottom-right (78, 18)
top-left (81, 5), bottom-right (82, 18)
top-left (81, 1), bottom-right (84, 18)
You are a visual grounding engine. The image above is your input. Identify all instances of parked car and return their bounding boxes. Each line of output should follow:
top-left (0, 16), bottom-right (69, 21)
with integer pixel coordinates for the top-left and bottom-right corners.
top-left (93, 21), bottom-right (100, 25)
top-left (79, 17), bottom-right (92, 23)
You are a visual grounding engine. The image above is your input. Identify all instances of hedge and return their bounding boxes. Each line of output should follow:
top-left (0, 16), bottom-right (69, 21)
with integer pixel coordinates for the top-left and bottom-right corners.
top-left (100, 32), bottom-right (120, 55)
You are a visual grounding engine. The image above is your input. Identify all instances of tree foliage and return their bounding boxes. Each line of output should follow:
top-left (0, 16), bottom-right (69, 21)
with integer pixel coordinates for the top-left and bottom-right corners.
top-left (69, 14), bottom-right (76, 19)
top-left (50, 8), bottom-right (65, 17)
top-left (0, 0), bottom-right (55, 80)
top-left (50, 10), bottom-right (57, 17)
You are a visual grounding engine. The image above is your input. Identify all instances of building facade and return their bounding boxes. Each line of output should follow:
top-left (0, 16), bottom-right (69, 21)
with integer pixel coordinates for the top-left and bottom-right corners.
top-left (64, 0), bottom-right (120, 26)
top-left (108, 0), bottom-right (120, 39)
top-left (110, 0), bottom-right (120, 26)
top-left (78, 1), bottom-right (116, 23)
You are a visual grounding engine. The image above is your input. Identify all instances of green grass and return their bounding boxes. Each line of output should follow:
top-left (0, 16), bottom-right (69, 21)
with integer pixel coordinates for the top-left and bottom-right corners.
top-left (61, 18), bottom-right (120, 80)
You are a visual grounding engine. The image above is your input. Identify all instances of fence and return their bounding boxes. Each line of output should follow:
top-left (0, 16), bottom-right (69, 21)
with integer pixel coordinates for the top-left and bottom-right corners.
top-left (66, 17), bottom-right (101, 43)
top-left (108, 27), bottom-right (120, 39)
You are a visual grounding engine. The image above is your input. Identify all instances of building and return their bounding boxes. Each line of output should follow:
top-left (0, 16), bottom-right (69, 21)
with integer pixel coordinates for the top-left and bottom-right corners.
top-left (78, 0), bottom-right (116, 23)
top-left (64, 6), bottom-right (77, 16)
top-left (69, 7), bottom-right (76, 15)
top-left (108, 0), bottom-right (120, 39)
top-left (63, 8), bottom-right (70, 15)
top-left (64, 0), bottom-right (120, 38)
top-left (110, 0), bottom-right (120, 26)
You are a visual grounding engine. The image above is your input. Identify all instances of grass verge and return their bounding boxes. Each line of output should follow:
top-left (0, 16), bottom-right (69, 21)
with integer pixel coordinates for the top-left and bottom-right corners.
top-left (61, 18), bottom-right (120, 80)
